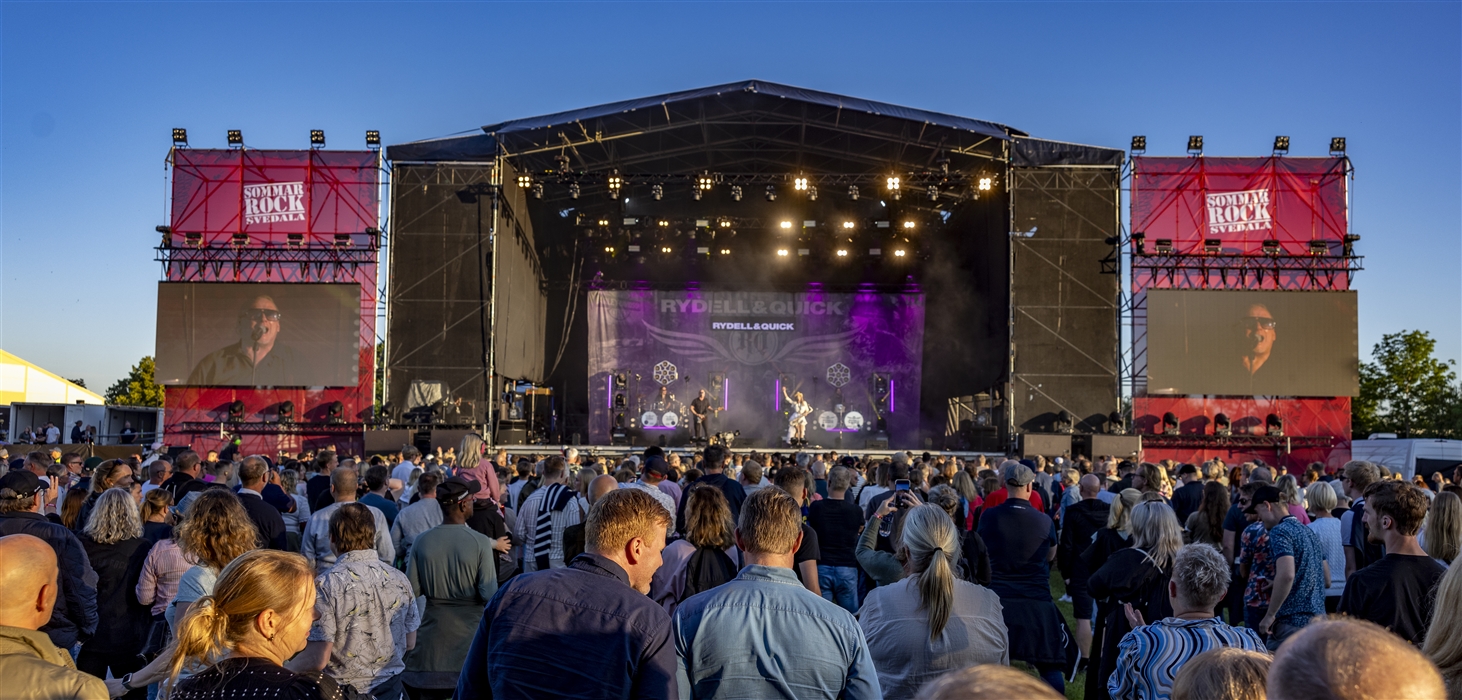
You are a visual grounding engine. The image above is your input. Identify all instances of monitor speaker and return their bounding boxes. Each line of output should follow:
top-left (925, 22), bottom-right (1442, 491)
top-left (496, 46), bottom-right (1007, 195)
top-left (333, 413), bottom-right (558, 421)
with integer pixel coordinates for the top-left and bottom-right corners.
top-left (1021, 433), bottom-right (1071, 458)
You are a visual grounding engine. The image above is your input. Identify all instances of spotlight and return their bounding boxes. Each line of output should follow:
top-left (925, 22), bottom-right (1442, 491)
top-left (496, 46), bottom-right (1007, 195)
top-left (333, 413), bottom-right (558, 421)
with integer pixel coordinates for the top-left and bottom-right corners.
top-left (227, 129), bottom-right (243, 147)
top-left (598, 219), bottom-right (610, 227)
top-left (696, 173), bottom-right (714, 191)
top-left (607, 171), bottom-right (623, 193)
top-left (532, 183), bottom-right (543, 199)
top-left (776, 248), bottom-right (790, 257)
top-left (794, 177), bottom-right (808, 191)
top-left (1214, 413), bottom-right (1231, 437)
top-left (886, 176), bottom-right (900, 191)
top-left (1342, 233), bottom-right (1361, 256)
top-left (1329, 137), bottom-right (1346, 155)
top-left (365, 130), bottom-right (381, 148)
top-left (719, 248), bottom-right (730, 255)
top-left (603, 246), bottom-right (615, 254)
top-left (765, 185), bottom-right (777, 202)
top-left (230, 233), bottom-right (249, 248)
top-left (731, 185), bottom-right (743, 201)
top-left (1132, 231), bottom-right (1146, 255)
top-left (1154, 238), bottom-right (1174, 254)
top-left (327, 401), bottom-right (345, 424)
top-left (842, 221), bottom-right (855, 230)
top-left (333, 233), bottom-right (351, 249)
top-left (278, 400), bottom-right (294, 424)
top-left (569, 183), bottom-right (581, 199)
top-left (719, 219), bottom-right (732, 228)
top-left (693, 188), bottom-right (703, 201)
top-left (902, 221), bottom-right (916, 230)
top-left (849, 185), bottom-right (860, 201)
top-left (660, 246), bottom-right (672, 254)
top-left (185, 232), bottom-right (203, 247)
top-left (1106, 411), bottom-right (1127, 435)
top-left (1262, 239), bottom-right (1281, 255)
top-left (228, 400), bottom-right (246, 422)
top-left (657, 220), bottom-right (668, 227)
top-left (1204, 238), bottom-right (1222, 254)
top-left (1187, 135), bottom-right (1203, 154)
top-left (1266, 414), bottom-right (1285, 437)
top-left (1130, 135), bottom-right (1146, 153)
top-left (1273, 136), bottom-right (1290, 154)
top-left (893, 249), bottom-right (907, 258)
top-left (807, 185), bottom-right (817, 201)
top-left (310, 130), bottom-right (325, 148)
top-left (652, 184), bottom-right (663, 201)
top-left (977, 177), bottom-right (993, 191)
top-left (172, 128), bottom-right (188, 147)
top-left (779, 221), bottom-right (793, 230)
top-left (836, 249), bottom-right (848, 257)
top-left (927, 185), bottom-right (938, 201)
top-left (1056, 410), bottom-right (1075, 434)
top-left (516, 173), bottom-right (533, 189)
top-left (1162, 411), bottom-right (1180, 436)
top-left (1309, 239), bottom-right (1328, 256)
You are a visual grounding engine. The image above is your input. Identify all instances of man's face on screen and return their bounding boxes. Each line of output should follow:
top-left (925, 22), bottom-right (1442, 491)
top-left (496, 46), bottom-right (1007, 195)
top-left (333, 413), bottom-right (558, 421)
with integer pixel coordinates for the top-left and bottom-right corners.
top-left (238, 296), bottom-right (281, 348)
top-left (1239, 303), bottom-right (1276, 357)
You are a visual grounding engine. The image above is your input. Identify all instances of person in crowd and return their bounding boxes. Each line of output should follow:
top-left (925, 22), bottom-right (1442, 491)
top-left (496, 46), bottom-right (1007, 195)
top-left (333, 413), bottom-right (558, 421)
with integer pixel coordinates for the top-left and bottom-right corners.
top-left (301, 466), bottom-right (393, 573)
top-left (738, 459), bottom-right (770, 495)
top-left (1234, 482), bottom-right (1274, 638)
top-left (1171, 464), bottom-right (1204, 524)
top-left (140, 460), bottom-right (170, 496)
top-left (1107, 544), bottom-right (1265, 700)
top-left (305, 451), bottom-right (338, 513)
top-left (160, 451), bottom-right (209, 509)
top-left (0, 534), bottom-right (110, 699)
top-left (390, 471), bottom-right (442, 563)
top-left (976, 461), bottom-right (1068, 694)
top-left (1169, 647), bottom-right (1271, 700)
top-left (912, 664), bottom-right (1062, 700)
top-left (403, 477), bottom-right (497, 699)
top-left (1422, 490), bottom-right (1460, 566)
top-left (859, 504), bottom-right (1008, 699)
top-left (1267, 618), bottom-right (1446, 700)
top-left (623, 456), bottom-right (678, 519)
top-left (136, 503), bottom-right (191, 665)
top-left (1247, 484), bottom-right (1328, 650)
top-left (391, 446), bottom-right (423, 491)
top-left (1275, 474), bottom-right (1310, 525)
top-left (75, 460), bottom-right (136, 532)
top-left (675, 487), bottom-right (879, 699)
top-left (278, 469), bottom-right (311, 548)
top-left (1339, 480), bottom-right (1448, 645)
top-left (1303, 480), bottom-right (1347, 611)
top-left (561, 474), bottom-right (618, 563)
top-left (651, 484), bottom-right (739, 614)
top-left (1088, 501), bottom-right (1181, 700)
top-left (858, 460), bottom-right (892, 511)
top-left (926, 484), bottom-right (991, 586)
top-left (859, 485), bottom-right (921, 588)
top-left (1341, 459), bottom-right (1385, 577)
top-left (979, 460), bottom-right (1046, 513)
top-left (235, 456), bottom-right (287, 550)
top-left (287, 503), bottom-right (419, 699)
top-left (1059, 474), bottom-right (1110, 665)
top-left (677, 445), bottom-right (747, 533)
top-left (0, 470), bottom-right (97, 652)
top-left (772, 465), bottom-right (822, 594)
top-left (140, 488), bottom-right (174, 543)
top-left (1185, 481), bottom-right (1228, 546)
top-left (76, 489), bottom-right (154, 698)
top-left (454, 433), bottom-right (504, 506)
top-left (162, 550), bottom-right (340, 699)
top-left (1423, 563), bottom-right (1462, 697)
top-left (463, 487), bottom-right (675, 697)
top-left (514, 456), bottom-right (581, 572)
top-left (358, 465), bottom-right (400, 527)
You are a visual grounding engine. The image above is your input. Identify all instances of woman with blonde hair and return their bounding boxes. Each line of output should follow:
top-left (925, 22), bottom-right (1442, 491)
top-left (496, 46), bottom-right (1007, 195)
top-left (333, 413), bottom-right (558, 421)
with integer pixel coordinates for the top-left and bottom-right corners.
top-left (650, 484), bottom-right (738, 613)
top-left (78, 488), bottom-right (155, 699)
top-left (860, 504), bottom-right (1009, 699)
top-left (1303, 480), bottom-right (1346, 611)
top-left (1423, 562), bottom-right (1462, 697)
top-left (1170, 646), bottom-right (1270, 700)
top-left (74, 459), bottom-right (136, 531)
top-left (1087, 500), bottom-right (1183, 700)
top-left (166, 550), bottom-right (338, 698)
top-left (455, 433), bottom-right (502, 504)
top-left (140, 487), bottom-right (174, 543)
top-left (1422, 491), bottom-right (1461, 566)
top-left (1276, 474), bottom-right (1310, 525)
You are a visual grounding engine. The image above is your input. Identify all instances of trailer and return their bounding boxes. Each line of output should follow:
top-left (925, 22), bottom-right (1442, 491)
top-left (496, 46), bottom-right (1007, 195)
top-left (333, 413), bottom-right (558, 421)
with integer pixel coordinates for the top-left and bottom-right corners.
top-left (5, 402), bottom-right (163, 447)
top-left (1350, 436), bottom-right (1462, 481)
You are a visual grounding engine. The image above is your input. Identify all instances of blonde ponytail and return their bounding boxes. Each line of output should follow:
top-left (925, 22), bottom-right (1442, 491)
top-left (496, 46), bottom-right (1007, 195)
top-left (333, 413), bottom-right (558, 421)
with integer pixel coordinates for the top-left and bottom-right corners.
top-left (169, 596), bottom-right (229, 681)
top-left (902, 504), bottom-right (959, 641)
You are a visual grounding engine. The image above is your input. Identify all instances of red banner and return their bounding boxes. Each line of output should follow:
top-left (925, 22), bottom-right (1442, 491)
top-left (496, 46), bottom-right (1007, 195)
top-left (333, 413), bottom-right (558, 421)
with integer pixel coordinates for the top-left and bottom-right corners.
top-left (170, 149), bottom-right (380, 247)
top-left (1132, 157), bottom-right (1348, 256)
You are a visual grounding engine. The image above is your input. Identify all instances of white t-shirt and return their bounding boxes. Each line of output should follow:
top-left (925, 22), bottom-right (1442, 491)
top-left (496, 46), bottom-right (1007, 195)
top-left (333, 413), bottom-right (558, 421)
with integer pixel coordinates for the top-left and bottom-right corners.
top-left (390, 461), bottom-right (420, 487)
top-left (859, 485), bottom-right (890, 510)
top-left (45, 427), bottom-right (60, 444)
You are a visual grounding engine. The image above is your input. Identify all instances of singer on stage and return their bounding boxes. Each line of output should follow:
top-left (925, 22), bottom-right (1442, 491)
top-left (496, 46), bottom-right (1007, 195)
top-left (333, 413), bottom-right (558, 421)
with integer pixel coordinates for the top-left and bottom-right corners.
top-left (186, 294), bottom-right (304, 385)
top-left (783, 387), bottom-right (812, 444)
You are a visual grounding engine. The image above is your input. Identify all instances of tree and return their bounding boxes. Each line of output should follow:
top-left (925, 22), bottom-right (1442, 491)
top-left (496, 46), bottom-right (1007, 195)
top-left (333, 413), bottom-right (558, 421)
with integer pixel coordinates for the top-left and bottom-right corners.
top-left (105, 356), bottom-right (165, 407)
top-left (1354, 331), bottom-right (1458, 438)
top-left (66, 378), bottom-right (87, 388)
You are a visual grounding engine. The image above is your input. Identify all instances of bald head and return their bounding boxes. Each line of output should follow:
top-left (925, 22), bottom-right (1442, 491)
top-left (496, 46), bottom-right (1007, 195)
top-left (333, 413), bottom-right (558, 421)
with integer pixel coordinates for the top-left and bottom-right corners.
top-left (1079, 474), bottom-right (1102, 498)
top-left (0, 535), bottom-right (59, 630)
top-left (1268, 619), bottom-right (1445, 700)
top-left (588, 474), bottom-right (619, 506)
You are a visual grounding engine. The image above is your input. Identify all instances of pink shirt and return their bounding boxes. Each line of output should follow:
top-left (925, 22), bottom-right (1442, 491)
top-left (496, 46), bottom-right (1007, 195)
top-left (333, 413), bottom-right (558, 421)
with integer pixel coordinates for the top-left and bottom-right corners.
top-left (136, 539), bottom-right (193, 616)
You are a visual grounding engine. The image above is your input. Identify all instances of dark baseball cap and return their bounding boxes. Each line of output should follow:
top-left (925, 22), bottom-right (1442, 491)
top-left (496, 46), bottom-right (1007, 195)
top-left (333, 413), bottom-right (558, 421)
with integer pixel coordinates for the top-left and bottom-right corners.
top-left (437, 475), bottom-right (482, 505)
top-left (0, 470), bottom-right (45, 498)
top-left (643, 456), bottom-right (670, 477)
top-left (1244, 485), bottom-right (1283, 514)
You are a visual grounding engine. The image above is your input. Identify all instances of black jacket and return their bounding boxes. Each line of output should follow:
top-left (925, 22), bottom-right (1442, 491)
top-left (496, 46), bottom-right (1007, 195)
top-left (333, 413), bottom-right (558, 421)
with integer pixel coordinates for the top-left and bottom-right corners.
top-left (0, 511), bottom-right (98, 648)
top-left (160, 472), bottom-right (210, 506)
top-left (676, 472), bottom-right (746, 534)
top-left (1171, 481), bottom-right (1205, 525)
top-left (79, 535), bottom-right (153, 653)
top-left (1058, 499), bottom-right (1111, 582)
top-left (1087, 547), bottom-right (1174, 700)
top-left (238, 491), bottom-right (288, 550)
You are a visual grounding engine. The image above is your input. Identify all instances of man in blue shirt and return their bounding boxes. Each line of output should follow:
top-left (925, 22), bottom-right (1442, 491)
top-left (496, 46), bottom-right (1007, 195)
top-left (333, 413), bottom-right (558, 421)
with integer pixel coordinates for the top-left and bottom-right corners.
top-left (1248, 484), bottom-right (1328, 650)
top-left (456, 487), bottom-right (676, 699)
top-left (673, 487), bottom-right (880, 700)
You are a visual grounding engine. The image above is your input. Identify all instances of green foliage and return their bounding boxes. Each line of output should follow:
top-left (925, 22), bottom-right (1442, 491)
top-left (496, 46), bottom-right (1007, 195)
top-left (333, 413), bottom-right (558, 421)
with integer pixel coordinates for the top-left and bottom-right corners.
top-left (66, 377), bottom-right (87, 388)
top-left (1354, 331), bottom-right (1459, 438)
top-left (105, 356), bottom-right (165, 408)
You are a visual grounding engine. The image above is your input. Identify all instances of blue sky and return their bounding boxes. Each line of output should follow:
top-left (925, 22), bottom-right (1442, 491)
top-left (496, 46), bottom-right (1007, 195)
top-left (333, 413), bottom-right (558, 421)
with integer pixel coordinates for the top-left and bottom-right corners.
top-left (3, 2), bottom-right (1458, 390)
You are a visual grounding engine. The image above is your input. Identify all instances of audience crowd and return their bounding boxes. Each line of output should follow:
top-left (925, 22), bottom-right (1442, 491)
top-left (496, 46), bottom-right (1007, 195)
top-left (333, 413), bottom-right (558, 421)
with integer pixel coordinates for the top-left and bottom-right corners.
top-left (1, 440), bottom-right (1460, 699)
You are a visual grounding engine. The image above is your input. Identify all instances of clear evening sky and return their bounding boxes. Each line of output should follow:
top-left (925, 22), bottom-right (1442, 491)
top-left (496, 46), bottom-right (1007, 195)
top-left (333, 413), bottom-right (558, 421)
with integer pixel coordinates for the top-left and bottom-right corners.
top-left (2, 2), bottom-right (1458, 390)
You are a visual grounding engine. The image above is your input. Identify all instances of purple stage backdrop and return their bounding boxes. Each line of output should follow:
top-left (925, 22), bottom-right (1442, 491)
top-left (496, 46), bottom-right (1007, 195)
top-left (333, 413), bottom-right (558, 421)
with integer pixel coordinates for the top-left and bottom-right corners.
top-left (588, 290), bottom-right (925, 448)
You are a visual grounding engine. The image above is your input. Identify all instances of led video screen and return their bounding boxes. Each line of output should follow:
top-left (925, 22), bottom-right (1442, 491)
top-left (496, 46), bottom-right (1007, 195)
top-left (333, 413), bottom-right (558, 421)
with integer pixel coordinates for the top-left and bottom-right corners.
top-left (156, 283), bottom-right (360, 387)
top-left (1146, 290), bottom-right (1358, 397)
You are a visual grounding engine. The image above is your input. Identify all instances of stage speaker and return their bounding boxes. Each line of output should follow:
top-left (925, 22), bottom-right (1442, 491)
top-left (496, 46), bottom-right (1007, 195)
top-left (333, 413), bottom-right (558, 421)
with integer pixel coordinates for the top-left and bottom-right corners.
top-left (1021, 433), bottom-right (1071, 458)
top-left (866, 432), bottom-right (889, 449)
top-left (364, 429), bottom-right (414, 455)
top-left (497, 428), bottom-right (529, 445)
top-left (1089, 434), bottom-right (1142, 460)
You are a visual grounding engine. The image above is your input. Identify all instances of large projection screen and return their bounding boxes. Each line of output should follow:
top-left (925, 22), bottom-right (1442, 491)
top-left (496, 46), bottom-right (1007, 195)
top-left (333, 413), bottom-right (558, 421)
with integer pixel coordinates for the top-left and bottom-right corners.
top-left (156, 283), bottom-right (360, 387)
top-left (1146, 290), bottom-right (1358, 397)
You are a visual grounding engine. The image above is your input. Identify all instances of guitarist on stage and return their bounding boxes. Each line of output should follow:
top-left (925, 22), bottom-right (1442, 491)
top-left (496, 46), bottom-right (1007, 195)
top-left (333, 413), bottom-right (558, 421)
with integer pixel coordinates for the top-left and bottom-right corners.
top-left (689, 389), bottom-right (713, 442)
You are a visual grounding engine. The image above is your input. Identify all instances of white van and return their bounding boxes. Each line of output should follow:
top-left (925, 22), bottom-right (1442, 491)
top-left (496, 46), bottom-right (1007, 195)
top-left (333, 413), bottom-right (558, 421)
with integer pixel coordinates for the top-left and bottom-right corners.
top-left (1350, 435), bottom-right (1462, 481)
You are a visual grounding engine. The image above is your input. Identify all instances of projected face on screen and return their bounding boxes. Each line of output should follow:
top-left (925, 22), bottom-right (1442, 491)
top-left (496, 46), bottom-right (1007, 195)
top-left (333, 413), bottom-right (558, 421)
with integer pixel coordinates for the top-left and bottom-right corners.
top-left (238, 296), bottom-right (282, 355)
top-left (1237, 303), bottom-right (1277, 375)
top-left (187, 294), bottom-right (303, 386)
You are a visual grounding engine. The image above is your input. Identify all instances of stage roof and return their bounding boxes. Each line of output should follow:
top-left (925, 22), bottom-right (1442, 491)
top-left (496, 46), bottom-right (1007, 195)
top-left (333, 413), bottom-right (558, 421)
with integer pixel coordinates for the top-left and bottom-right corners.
top-left (387, 80), bottom-right (1029, 174)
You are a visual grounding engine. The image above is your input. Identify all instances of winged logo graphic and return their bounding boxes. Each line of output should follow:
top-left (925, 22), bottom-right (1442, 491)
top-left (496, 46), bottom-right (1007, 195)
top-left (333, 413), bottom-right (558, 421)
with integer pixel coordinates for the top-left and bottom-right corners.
top-left (643, 321), bottom-right (857, 366)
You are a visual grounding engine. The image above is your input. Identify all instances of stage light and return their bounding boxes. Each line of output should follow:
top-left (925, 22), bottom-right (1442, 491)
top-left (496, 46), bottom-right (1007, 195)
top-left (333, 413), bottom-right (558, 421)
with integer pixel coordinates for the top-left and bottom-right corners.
top-left (278, 400), bottom-right (294, 424)
top-left (328, 401), bottom-right (345, 424)
top-left (365, 130), bottom-right (381, 148)
top-left (1162, 412), bottom-right (1180, 436)
top-left (902, 221), bottom-right (916, 230)
top-left (532, 183), bottom-right (543, 199)
top-left (693, 188), bottom-right (703, 201)
top-left (228, 400), bottom-right (246, 422)
top-left (1056, 410), bottom-right (1075, 434)
top-left (1262, 239), bottom-right (1281, 255)
top-left (569, 183), bottom-right (581, 199)
top-left (333, 233), bottom-right (351, 249)
top-left (849, 185), bottom-right (860, 201)
top-left (808, 185), bottom-right (817, 201)
top-left (230, 233), bottom-right (250, 248)
top-left (1131, 135), bottom-right (1146, 153)
top-left (765, 185), bottom-right (777, 202)
top-left (977, 177), bottom-right (992, 191)
top-left (1214, 412), bottom-right (1231, 437)
top-left (227, 130), bottom-right (243, 147)
top-left (842, 221), bottom-right (855, 230)
top-left (1309, 239), bottom-right (1328, 255)
top-left (886, 176), bottom-right (900, 191)
top-left (1273, 136), bottom-right (1290, 154)
top-left (779, 221), bottom-right (793, 230)
top-left (517, 174), bottom-right (533, 189)
top-left (310, 130), bottom-right (325, 148)
top-left (776, 248), bottom-right (790, 257)
top-left (719, 219), bottom-right (732, 228)
top-left (731, 185), bottom-right (743, 201)
top-left (185, 232), bottom-right (203, 247)
top-left (1343, 233), bottom-right (1361, 256)
top-left (697, 173), bottom-right (714, 191)
top-left (893, 249), bottom-right (907, 257)
top-left (603, 246), bottom-right (615, 254)
top-left (652, 184), bottom-right (664, 201)
top-left (1204, 238), bottom-right (1222, 254)
top-left (598, 219), bottom-right (610, 227)
top-left (1329, 137), bottom-right (1346, 155)
top-left (720, 248), bottom-right (731, 255)
top-left (1154, 238), bottom-right (1174, 254)
top-left (836, 249), bottom-right (849, 257)
top-left (1106, 411), bottom-right (1127, 435)
top-left (794, 177), bottom-right (808, 191)
top-left (1187, 135), bottom-right (1203, 154)
top-left (1132, 232), bottom-right (1146, 255)
top-left (657, 220), bottom-right (669, 227)
top-left (607, 171), bottom-right (623, 194)
top-left (927, 185), bottom-right (938, 201)
top-left (1266, 413), bottom-right (1285, 437)
top-left (172, 128), bottom-right (188, 147)
top-left (659, 246), bottom-right (672, 254)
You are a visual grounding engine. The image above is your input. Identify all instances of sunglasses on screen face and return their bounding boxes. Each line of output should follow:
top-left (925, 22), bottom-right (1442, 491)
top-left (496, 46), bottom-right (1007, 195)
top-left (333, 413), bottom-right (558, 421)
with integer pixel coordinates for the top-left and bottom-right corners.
top-left (241, 309), bottom-right (282, 322)
top-left (1239, 317), bottom-right (1278, 331)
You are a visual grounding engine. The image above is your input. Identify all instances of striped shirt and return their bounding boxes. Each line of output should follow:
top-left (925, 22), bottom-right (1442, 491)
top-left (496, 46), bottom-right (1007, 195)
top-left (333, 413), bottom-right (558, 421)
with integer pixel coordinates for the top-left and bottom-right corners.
top-left (514, 484), bottom-right (583, 572)
top-left (1108, 617), bottom-right (1267, 700)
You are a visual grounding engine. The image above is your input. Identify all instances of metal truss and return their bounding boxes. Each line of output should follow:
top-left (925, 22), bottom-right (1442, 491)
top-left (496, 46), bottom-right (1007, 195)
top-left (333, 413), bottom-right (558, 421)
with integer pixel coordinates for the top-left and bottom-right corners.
top-left (1130, 253), bottom-right (1364, 289)
top-left (1137, 433), bottom-right (1335, 450)
top-left (159, 245), bottom-right (379, 282)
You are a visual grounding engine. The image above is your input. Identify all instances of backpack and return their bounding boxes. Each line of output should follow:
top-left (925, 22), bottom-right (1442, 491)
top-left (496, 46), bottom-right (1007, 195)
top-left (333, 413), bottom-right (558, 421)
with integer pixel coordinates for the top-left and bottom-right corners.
top-left (684, 546), bottom-right (739, 597)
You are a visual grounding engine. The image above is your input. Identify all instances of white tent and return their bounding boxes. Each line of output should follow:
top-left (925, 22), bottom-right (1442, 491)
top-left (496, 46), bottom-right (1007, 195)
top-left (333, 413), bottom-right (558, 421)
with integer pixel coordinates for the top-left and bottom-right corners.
top-left (0, 349), bottom-right (104, 406)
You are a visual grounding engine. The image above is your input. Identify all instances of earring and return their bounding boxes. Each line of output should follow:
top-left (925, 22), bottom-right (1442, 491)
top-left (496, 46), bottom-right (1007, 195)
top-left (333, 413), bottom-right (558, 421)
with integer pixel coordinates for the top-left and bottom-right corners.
top-left (267, 632), bottom-right (276, 642)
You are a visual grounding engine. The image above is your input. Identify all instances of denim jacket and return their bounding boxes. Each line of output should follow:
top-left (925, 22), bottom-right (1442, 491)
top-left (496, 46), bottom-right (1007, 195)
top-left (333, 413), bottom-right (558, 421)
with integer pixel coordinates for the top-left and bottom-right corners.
top-left (673, 565), bottom-right (880, 700)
